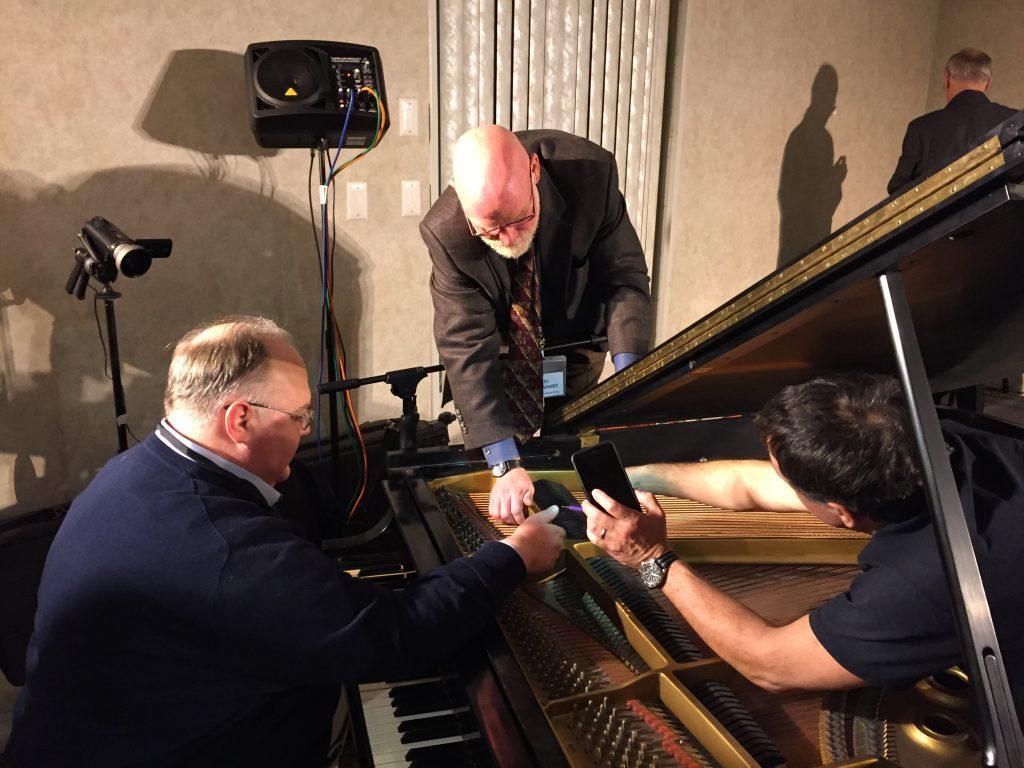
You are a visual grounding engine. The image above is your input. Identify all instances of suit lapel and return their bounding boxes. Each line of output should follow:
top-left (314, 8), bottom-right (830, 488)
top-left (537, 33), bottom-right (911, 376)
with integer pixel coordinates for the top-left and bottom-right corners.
top-left (534, 166), bottom-right (574, 320)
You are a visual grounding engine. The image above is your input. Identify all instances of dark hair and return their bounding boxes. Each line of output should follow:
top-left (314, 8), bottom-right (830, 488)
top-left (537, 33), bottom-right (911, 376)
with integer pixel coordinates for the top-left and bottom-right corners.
top-left (755, 374), bottom-right (921, 521)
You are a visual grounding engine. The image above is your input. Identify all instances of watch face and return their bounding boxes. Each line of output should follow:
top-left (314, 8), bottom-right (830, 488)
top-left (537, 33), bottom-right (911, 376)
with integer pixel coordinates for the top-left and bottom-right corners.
top-left (638, 559), bottom-right (664, 589)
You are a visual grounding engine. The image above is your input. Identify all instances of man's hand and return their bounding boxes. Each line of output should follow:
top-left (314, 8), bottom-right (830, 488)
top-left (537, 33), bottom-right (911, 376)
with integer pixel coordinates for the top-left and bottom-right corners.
top-left (502, 506), bottom-right (565, 576)
top-left (489, 467), bottom-right (534, 525)
top-left (582, 489), bottom-right (668, 569)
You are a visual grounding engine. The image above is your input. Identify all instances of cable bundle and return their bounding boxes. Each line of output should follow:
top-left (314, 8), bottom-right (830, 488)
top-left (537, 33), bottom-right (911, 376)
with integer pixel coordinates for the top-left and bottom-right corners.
top-left (308, 88), bottom-right (387, 523)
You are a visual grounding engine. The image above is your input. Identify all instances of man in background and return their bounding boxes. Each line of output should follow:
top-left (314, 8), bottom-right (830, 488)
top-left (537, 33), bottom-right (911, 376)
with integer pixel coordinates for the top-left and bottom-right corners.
top-left (7, 316), bottom-right (563, 768)
top-left (888, 47), bottom-right (1017, 194)
top-left (421, 126), bottom-right (651, 527)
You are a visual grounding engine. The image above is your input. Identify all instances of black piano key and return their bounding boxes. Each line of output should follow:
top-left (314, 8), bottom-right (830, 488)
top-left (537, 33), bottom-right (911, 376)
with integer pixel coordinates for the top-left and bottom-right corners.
top-left (399, 713), bottom-right (469, 744)
top-left (389, 679), bottom-right (448, 703)
top-left (405, 738), bottom-right (480, 764)
top-left (389, 682), bottom-right (460, 716)
top-left (393, 698), bottom-right (467, 719)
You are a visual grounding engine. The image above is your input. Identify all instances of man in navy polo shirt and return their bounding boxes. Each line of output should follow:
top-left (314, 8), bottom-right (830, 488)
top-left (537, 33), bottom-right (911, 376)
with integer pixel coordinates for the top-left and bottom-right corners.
top-left (7, 315), bottom-right (564, 767)
top-left (589, 374), bottom-right (1022, 704)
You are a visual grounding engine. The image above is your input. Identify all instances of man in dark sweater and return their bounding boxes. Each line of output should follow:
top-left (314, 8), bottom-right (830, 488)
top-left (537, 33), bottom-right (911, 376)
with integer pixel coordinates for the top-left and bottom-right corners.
top-left (6, 316), bottom-right (564, 767)
top-left (589, 374), bottom-right (1022, 705)
top-left (888, 47), bottom-right (1017, 195)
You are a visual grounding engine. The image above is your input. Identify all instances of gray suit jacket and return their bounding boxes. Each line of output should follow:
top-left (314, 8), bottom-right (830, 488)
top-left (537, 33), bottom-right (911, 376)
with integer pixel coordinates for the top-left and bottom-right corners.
top-left (420, 130), bottom-right (651, 449)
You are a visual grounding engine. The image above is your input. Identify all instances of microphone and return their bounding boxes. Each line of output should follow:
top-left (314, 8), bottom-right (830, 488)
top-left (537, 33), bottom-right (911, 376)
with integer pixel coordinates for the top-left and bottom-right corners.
top-left (81, 217), bottom-right (172, 278)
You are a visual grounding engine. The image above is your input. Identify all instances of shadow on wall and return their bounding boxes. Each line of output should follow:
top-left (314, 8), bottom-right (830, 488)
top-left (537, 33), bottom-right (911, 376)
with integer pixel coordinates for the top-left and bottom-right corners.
top-left (0, 49), bottom-right (364, 519)
top-left (777, 64), bottom-right (847, 269)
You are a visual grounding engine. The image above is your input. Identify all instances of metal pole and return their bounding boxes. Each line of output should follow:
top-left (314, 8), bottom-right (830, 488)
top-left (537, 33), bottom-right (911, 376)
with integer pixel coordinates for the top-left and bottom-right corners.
top-left (100, 289), bottom-right (129, 454)
top-left (317, 139), bottom-right (341, 479)
top-left (879, 270), bottom-right (1023, 768)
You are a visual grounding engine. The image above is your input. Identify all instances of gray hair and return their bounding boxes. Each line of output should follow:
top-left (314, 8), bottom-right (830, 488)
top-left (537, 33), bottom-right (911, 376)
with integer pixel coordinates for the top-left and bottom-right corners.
top-left (946, 48), bottom-right (992, 83)
top-left (164, 315), bottom-right (294, 419)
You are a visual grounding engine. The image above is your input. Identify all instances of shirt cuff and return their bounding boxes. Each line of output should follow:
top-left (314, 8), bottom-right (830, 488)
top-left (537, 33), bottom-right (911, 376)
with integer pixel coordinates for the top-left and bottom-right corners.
top-left (482, 437), bottom-right (519, 467)
top-left (612, 352), bottom-right (641, 372)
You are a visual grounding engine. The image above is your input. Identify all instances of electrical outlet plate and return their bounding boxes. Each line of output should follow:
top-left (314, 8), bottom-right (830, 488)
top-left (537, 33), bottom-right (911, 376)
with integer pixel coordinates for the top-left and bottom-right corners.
top-left (402, 180), bottom-right (421, 216)
top-left (347, 182), bottom-right (367, 220)
top-left (399, 98), bottom-right (418, 136)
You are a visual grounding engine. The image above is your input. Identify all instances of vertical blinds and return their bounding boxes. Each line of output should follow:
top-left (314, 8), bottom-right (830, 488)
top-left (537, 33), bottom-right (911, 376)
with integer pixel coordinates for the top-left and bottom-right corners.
top-left (430, 0), bottom-right (670, 264)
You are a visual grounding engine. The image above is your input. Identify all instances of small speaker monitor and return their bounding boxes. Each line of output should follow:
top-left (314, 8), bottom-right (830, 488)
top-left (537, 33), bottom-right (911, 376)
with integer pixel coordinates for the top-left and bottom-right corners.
top-left (244, 40), bottom-right (389, 149)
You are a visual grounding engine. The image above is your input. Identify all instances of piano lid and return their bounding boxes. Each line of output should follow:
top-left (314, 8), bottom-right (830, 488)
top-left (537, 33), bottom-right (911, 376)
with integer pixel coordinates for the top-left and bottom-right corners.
top-left (552, 112), bottom-right (1024, 431)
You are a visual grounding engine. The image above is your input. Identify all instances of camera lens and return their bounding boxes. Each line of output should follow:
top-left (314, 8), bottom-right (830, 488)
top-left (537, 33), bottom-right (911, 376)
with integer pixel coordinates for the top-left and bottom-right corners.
top-left (113, 242), bottom-right (152, 278)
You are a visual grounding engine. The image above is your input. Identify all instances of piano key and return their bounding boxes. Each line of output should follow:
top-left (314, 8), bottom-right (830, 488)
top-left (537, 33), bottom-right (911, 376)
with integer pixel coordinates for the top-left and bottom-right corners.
top-left (369, 732), bottom-right (481, 767)
top-left (359, 676), bottom-right (491, 768)
top-left (398, 711), bottom-right (474, 743)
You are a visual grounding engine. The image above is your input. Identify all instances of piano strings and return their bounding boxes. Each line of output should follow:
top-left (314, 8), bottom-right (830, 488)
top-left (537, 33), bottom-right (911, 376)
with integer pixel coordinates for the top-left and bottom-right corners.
top-left (464, 492), bottom-right (869, 540)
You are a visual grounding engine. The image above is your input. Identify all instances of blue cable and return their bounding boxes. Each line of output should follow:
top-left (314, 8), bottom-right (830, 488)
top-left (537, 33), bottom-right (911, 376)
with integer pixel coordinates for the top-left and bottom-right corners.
top-left (315, 90), bottom-right (356, 507)
top-left (329, 90), bottom-right (356, 177)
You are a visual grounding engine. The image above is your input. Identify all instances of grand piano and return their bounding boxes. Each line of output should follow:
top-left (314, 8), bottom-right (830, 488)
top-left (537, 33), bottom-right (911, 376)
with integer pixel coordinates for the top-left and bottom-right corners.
top-left (336, 111), bottom-right (1024, 768)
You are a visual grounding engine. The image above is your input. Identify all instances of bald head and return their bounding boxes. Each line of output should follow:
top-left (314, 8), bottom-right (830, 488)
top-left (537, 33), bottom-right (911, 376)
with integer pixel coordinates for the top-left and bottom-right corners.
top-left (452, 125), bottom-right (534, 222)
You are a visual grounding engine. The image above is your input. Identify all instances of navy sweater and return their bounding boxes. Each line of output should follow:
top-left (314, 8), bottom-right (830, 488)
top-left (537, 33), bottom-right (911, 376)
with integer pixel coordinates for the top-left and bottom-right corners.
top-left (7, 433), bottom-right (524, 767)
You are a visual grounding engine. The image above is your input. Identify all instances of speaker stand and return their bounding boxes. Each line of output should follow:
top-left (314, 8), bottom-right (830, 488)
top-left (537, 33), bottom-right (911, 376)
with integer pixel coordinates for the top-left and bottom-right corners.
top-left (317, 138), bottom-right (341, 479)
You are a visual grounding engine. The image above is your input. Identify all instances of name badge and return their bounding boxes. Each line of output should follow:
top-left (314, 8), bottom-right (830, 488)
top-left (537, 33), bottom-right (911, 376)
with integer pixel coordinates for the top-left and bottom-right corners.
top-left (543, 355), bottom-right (567, 398)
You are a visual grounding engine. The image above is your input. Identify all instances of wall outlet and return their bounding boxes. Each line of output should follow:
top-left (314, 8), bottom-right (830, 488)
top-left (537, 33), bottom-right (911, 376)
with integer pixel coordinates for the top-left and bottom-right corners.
top-left (401, 180), bottom-right (421, 217)
top-left (399, 97), bottom-right (418, 136)
top-left (347, 182), bottom-right (367, 220)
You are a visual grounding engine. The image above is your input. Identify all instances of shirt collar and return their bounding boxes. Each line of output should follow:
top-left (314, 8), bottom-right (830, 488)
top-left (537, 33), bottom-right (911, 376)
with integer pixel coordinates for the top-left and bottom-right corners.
top-left (157, 418), bottom-right (282, 506)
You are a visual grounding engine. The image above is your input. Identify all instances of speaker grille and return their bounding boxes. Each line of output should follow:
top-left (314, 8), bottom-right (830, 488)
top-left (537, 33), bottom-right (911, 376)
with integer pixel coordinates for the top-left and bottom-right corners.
top-left (254, 48), bottom-right (324, 107)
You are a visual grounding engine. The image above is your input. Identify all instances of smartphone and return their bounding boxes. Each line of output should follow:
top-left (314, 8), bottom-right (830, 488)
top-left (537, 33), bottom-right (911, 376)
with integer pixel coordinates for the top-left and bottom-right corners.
top-left (571, 442), bottom-right (641, 511)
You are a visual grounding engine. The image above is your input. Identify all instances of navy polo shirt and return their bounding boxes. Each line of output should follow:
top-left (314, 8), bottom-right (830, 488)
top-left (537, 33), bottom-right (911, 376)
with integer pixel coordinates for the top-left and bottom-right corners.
top-left (8, 432), bottom-right (525, 767)
top-left (810, 419), bottom-right (1024, 704)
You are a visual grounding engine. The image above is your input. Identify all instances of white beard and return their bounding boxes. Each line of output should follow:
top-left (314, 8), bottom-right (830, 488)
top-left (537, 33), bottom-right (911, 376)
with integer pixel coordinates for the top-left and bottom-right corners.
top-left (486, 232), bottom-right (536, 259)
top-left (482, 209), bottom-right (541, 260)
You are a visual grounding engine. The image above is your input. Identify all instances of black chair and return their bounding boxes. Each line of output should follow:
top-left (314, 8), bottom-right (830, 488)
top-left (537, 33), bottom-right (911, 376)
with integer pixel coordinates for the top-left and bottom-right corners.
top-left (0, 509), bottom-right (63, 687)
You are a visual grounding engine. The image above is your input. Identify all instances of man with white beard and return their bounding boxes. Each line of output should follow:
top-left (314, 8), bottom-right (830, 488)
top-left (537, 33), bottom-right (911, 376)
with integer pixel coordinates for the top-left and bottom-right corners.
top-left (420, 126), bottom-right (651, 527)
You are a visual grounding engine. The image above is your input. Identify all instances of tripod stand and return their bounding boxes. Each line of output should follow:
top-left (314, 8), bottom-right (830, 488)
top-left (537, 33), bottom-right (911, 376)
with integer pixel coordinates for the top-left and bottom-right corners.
top-left (94, 285), bottom-right (130, 453)
top-left (65, 221), bottom-right (170, 454)
top-left (65, 250), bottom-right (130, 453)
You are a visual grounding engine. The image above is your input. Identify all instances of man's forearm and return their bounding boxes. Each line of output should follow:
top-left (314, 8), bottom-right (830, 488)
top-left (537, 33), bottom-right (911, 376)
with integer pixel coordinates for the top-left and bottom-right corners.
top-left (661, 561), bottom-right (783, 690)
top-left (628, 460), bottom-right (804, 512)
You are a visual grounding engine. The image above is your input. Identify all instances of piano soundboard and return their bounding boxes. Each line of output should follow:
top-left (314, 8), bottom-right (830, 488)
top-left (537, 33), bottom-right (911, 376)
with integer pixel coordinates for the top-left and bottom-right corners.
top-left (386, 469), bottom-right (981, 768)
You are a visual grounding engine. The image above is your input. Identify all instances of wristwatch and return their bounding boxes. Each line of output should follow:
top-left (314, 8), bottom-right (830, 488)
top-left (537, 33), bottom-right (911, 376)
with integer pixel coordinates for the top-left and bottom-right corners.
top-left (638, 550), bottom-right (679, 589)
top-left (491, 459), bottom-right (522, 478)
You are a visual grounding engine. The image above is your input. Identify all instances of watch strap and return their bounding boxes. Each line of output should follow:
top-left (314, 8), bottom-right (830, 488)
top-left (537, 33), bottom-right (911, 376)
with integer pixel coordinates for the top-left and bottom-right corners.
top-left (492, 458), bottom-right (523, 477)
top-left (655, 550), bottom-right (678, 570)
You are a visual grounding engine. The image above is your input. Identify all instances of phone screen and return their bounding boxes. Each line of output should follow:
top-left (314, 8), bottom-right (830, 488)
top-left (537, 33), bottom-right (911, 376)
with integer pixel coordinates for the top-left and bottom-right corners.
top-left (571, 442), bottom-right (641, 511)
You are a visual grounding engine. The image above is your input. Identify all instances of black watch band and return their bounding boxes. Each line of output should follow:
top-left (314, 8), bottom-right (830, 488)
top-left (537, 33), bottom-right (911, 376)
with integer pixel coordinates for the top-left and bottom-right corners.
top-left (655, 550), bottom-right (679, 570)
top-left (491, 458), bottom-right (522, 478)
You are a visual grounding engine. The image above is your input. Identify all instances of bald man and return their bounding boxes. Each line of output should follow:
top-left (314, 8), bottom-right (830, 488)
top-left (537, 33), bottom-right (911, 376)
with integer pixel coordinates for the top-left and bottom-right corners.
top-left (420, 128), bottom-right (651, 526)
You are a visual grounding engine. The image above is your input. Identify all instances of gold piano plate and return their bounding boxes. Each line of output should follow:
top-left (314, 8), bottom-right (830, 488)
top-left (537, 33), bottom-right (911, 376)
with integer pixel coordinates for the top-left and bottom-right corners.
top-left (550, 136), bottom-right (1007, 428)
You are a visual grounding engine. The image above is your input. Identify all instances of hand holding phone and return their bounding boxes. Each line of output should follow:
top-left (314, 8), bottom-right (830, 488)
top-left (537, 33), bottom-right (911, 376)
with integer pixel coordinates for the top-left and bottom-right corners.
top-left (571, 442), bottom-right (641, 511)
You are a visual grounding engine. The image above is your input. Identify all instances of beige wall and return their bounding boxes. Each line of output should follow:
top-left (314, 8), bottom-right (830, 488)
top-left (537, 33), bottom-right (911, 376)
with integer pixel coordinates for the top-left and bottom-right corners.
top-left (654, 0), bottom-right (941, 341)
top-left (6, 0), bottom-right (1022, 520)
top-left (927, 0), bottom-right (1024, 111)
top-left (0, 1), bottom-right (433, 519)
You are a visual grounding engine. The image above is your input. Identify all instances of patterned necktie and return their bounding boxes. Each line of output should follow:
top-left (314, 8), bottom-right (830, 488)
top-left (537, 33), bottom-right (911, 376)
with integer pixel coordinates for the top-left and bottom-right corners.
top-left (502, 247), bottom-right (545, 441)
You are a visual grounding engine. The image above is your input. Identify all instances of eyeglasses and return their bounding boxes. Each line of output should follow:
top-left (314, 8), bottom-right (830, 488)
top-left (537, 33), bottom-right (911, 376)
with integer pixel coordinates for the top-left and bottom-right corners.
top-left (247, 401), bottom-right (314, 431)
top-left (464, 167), bottom-right (537, 239)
